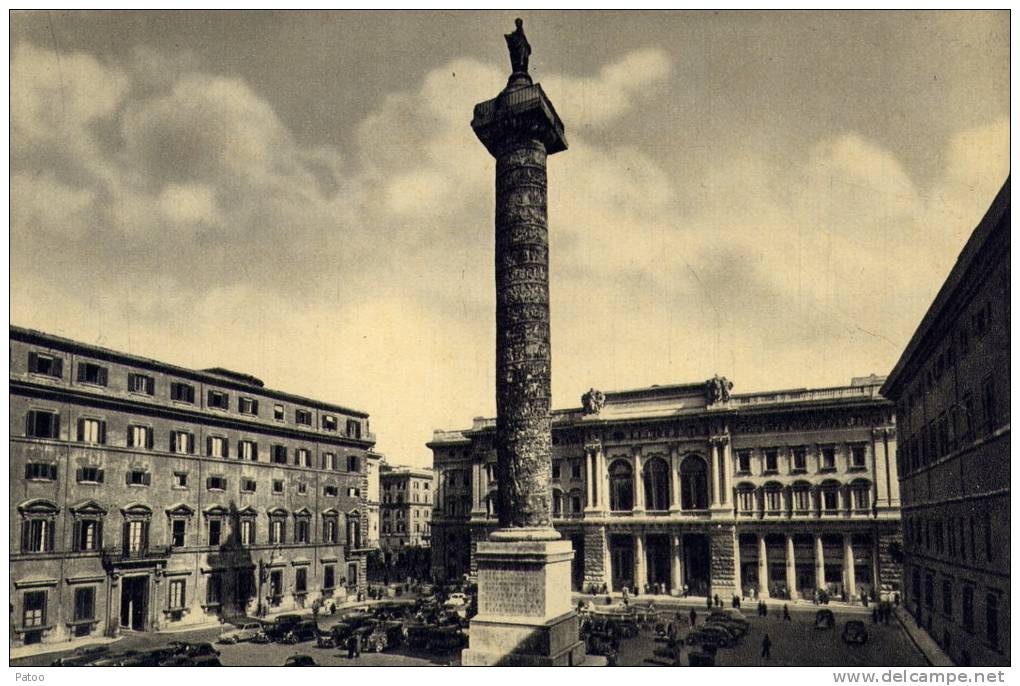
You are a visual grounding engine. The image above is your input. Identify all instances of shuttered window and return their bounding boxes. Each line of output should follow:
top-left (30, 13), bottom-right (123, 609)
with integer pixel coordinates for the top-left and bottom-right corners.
top-left (25, 410), bottom-right (60, 439)
top-left (28, 352), bottom-right (63, 378)
top-left (77, 418), bottom-right (106, 444)
top-left (76, 362), bottom-right (108, 386)
top-left (128, 425), bottom-right (154, 449)
top-left (128, 373), bottom-right (155, 395)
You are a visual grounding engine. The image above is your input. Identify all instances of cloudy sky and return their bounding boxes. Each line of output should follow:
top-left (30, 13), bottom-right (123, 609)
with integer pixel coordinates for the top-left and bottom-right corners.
top-left (10, 11), bottom-right (1009, 467)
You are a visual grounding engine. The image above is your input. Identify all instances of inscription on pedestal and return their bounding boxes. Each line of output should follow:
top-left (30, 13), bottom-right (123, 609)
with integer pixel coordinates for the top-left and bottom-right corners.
top-left (479, 567), bottom-right (545, 616)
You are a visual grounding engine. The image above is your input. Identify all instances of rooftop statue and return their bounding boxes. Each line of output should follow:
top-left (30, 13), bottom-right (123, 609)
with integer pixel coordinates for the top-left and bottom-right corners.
top-left (705, 375), bottom-right (734, 405)
top-left (505, 18), bottom-right (531, 77)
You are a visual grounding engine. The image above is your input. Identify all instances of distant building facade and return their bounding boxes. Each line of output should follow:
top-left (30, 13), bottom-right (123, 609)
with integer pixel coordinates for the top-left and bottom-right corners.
top-left (10, 326), bottom-right (376, 647)
top-left (430, 377), bottom-right (901, 602)
top-left (379, 464), bottom-right (434, 559)
top-left (882, 179), bottom-right (1010, 667)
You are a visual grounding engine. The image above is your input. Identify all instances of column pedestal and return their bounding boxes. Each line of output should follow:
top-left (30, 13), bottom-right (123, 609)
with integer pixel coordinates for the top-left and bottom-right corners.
top-left (462, 538), bottom-right (587, 666)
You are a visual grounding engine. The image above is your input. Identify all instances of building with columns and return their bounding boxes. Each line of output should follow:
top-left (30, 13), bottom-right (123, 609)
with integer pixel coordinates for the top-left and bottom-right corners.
top-left (10, 326), bottom-right (375, 648)
top-left (430, 376), bottom-right (901, 602)
top-left (882, 178), bottom-right (1010, 666)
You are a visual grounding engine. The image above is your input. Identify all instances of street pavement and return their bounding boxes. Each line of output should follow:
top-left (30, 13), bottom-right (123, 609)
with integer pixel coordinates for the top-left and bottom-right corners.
top-left (615, 604), bottom-right (929, 667)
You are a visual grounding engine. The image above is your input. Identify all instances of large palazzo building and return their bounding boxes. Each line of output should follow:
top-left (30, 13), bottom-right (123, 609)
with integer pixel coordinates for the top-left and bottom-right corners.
top-left (882, 179), bottom-right (1010, 667)
top-left (430, 376), bottom-right (901, 602)
top-left (10, 326), bottom-right (376, 647)
top-left (379, 464), bottom-right (435, 556)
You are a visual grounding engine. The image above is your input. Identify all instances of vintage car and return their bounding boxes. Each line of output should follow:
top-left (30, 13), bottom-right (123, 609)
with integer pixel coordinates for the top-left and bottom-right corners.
top-left (842, 620), bottom-right (869, 645)
top-left (283, 654), bottom-right (317, 666)
top-left (281, 620), bottom-right (320, 644)
top-left (815, 609), bottom-right (836, 630)
top-left (51, 645), bottom-right (111, 666)
top-left (425, 625), bottom-right (468, 653)
top-left (261, 614), bottom-right (305, 642)
top-left (703, 620), bottom-right (742, 642)
top-left (218, 622), bottom-right (266, 644)
top-left (685, 627), bottom-right (732, 650)
top-left (365, 621), bottom-right (405, 653)
top-left (444, 592), bottom-right (468, 608)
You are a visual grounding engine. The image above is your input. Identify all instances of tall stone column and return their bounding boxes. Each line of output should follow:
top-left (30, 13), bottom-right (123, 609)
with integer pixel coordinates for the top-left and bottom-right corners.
top-left (785, 535), bottom-right (797, 599)
top-left (709, 440), bottom-right (721, 507)
top-left (732, 534), bottom-right (742, 597)
top-left (814, 534), bottom-right (826, 592)
top-left (463, 20), bottom-right (585, 666)
top-left (598, 447), bottom-right (610, 511)
top-left (632, 447), bottom-right (645, 512)
top-left (668, 444), bottom-right (681, 513)
top-left (844, 535), bottom-right (856, 600)
top-left (634, 534), bottom-right (647, 592)
top-left (757, 534), bottom-right (770, 598)
top-left (670, 534), bottom-right (683, 594)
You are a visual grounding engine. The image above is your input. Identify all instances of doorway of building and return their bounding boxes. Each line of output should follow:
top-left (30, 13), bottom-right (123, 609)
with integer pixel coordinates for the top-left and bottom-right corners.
top-left (645, 534), bottom-right (671, 592)
top-left (120, 575), bottom-right (148, 631)
top-left (683, 534), bottom-right (711, 596)
top-left (609, 535), bottom-right (634, 592)
top-left (570, 534), bottom-right (585, 591)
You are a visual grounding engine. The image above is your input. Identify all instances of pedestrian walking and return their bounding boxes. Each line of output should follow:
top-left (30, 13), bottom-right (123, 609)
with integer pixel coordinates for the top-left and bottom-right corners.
top-left (761, 633), bottom-right (772, 660)
top-left (714, 594), bottom-right (721, 608)
top-left (689, 608), bottom-right (697, 627)
top-left (783, 604), bottom-right (791, 621)
top-left (872, 608), bottom-right (879, 624)
top-left (706, 595), bottom-right (712, 610)
top-left (346, 633), bottom-right (358, 659)
top-left (762, 602), bottom-right (768, 618)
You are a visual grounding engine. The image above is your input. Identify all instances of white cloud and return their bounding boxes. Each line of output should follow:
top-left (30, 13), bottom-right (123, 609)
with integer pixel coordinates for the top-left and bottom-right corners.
top-left (8, 38), bottom-right (1009, 468)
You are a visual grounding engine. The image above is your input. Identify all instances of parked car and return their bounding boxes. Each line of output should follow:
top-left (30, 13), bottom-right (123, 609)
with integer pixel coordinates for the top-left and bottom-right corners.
top-left (282, 620), bottom-right (320, 644)
top-left (218, 622), bottom-right (265, 644)
top-left (444, 592), bottom-right (468, 608)
top-left (52, 645), bottom-right (111, 666)
top-left (263, 614), bottom-right (304, 642)
top-left (703, 620), bottom-right (742, 641)
top-left (814, 609), bottom-right (836, 630)
top-left (842, 620), bottom-right (869, 645)
top-left (425, 625), bottom-right (468, 653)
top-left (91, 650), bottom-right (141, 667)
top-left (158, 654), bottom-right (223, 667)
top-left (365, 621), bottom-right (405, 653)
top-left (283, 654), bottom-right (317, 666)
top-left (685, 627), bottom-right (731, 650)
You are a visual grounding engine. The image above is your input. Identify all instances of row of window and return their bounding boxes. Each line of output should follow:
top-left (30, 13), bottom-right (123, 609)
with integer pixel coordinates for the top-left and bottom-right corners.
top-left (24, 461), bottom-right (360, 498)
top-left (909, 565), bottom-right (1001, 651)
top-left (735, 481), bottom-right (872, 514)
top-left (901, 298), bottom-right (999, 421)
top-left (904, 513), bottom-right (995, 565)
top-left (20, 511), bottom-right (362, 553)
top-left (381, 522), bottom-right (430, 534)
top-left (24, 352), bottom-right (363, 437)
top-left (735, 444), bottom-right (867, 475)
top-left (19, 563), bottom-right (348, 632)
top-left (23, 411), bottom-right (362, 472)
top-left (898, 377), bottom-right (998, 475)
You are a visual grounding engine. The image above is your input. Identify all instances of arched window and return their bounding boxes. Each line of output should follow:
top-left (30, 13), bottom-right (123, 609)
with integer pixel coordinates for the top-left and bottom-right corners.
top-left (609, 460), bottom-right (634, 512)
top-left (850, 479), bottom-right (872, 511)
top-left (552, 489), bottom-right (563, 516)
top-left (763, 482), bottom-right (784, 514)
top-left (791, 481), bottom-right (812, 513)
top-left (680, 455), bottom-right (708, 510)
top-left (736, 483), bottom-right (756, 514)
top-left (569, 489), bottom-right (584, 514)
top-left (643, 457), bottom-right (670, 511)
top-left (820, 480), bottom-right (841, 513)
